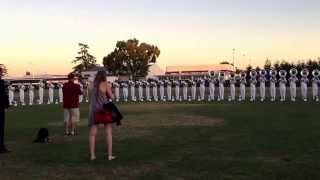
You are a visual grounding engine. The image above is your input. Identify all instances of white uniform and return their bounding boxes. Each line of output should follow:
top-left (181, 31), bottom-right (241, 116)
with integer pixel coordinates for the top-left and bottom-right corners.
top-left (38, 82), bottom-right (44, 104)
top-left (19, 84), bottom-right (25, 106)
top-left (312, 77), bottom-right (320, 101)
top-left (129, 81), bottom-right (136, 101)
top-left (174, 81), bottom-right (180, 100)
top-left (113, 82), bottom-right (120, 102)
top-left (28, 84), bottom-right (34, 105)
top-left (270, 77), bottom-right (277, 101)
top-left (8, 85), bottom-right (15, 106)
top-left (79, 83), bottom-right (84, 103)
top-left (259, 76), bottom-right (266, 101)
top-left (182, 81), bottom-right (188, 101)
top-left (151, 81), bottom-right (158, 101)
top-left (159, 81), bottom-right (165, 101)
top-left (121, 82), bottom-right (129, 102)
top-left (48, 83), bottom-right (54, 104)
top-left (218, 77), bottom-right (225, 101)
top-left (166, 80), bottom-right (172, 101)
top-left (289, 76), bottom-right (298, 101)
top-left (250, 78), bottom-right (257, 101)
top-left (137, 81), bottom-right (143, 101)
top-left (144, 81), bottom-right (151, 101)
top-left (191, 81), bottom-right (197, 101)
top-left (301, 77), bottom-right (308, 101)
top-left (239, 78), bottom-right (246, 101)
top-left (229, 77), bottom-right (236, 101)
top-left (279, 78), bottom-right (287, 101)
top-left (199, 79), bottom-right (206, 101)
top-left (58, 83), bottom-right (63, 103)
top-left (209, 79), bottom-right (215, 101)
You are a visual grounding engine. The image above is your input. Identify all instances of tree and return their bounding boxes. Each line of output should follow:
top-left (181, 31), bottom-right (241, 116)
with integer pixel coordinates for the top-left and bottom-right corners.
top-left (103, 38), bottom-right (160, 79)
top-left (264, 59), bottom-right (272, 70)
top-left (219, 61), bottom-right (230, 65)
top-left (72, 43), bottom-right (97, 74)
top-left (0, 64), bottom-right (7, 78)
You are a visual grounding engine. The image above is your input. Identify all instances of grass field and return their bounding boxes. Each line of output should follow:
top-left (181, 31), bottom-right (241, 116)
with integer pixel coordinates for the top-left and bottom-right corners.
top-left (1, 102), bottom-right (320, 180)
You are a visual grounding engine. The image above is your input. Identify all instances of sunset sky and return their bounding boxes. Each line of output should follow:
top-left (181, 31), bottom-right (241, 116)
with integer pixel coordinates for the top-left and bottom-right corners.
top-left (1, 0), bottom-right (320, 76)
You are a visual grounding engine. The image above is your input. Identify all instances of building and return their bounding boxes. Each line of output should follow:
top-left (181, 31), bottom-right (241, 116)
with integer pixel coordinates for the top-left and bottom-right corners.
top-left (166, 64), bottom-right (233, 75)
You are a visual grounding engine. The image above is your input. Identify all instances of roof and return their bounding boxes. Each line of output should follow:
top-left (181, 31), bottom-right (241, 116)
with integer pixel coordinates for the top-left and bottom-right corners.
top-left (166, 64), bottom-right (233, 73)
top-left (148, 64), bottom-right (165, 77)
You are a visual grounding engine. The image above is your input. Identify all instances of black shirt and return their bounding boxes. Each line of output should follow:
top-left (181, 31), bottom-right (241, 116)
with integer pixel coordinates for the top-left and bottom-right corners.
top-left (0, 80), bottom-right (9, 109)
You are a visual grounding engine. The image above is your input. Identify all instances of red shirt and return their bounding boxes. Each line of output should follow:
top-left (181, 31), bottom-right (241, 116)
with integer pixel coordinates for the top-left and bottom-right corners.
top-left (62, 81), bottom-right (82, 109)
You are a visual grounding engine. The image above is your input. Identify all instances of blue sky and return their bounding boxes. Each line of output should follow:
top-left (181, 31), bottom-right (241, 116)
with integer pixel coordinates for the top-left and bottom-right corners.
top-left (1, 0), bottom-right (320, 75)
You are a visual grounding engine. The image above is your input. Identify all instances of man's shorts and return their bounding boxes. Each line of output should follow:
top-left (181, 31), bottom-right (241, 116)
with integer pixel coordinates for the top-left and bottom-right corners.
top-left (64, 108), bottom-right (80, 122)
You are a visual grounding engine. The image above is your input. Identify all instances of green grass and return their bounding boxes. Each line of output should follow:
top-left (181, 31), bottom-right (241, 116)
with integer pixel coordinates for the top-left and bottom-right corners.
top-left (1, 102), bottom-right (320, 180)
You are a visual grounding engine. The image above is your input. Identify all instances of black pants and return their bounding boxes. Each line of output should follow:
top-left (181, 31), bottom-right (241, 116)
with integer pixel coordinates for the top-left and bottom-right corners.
top-left (0, 109), bottom-right (5, 150)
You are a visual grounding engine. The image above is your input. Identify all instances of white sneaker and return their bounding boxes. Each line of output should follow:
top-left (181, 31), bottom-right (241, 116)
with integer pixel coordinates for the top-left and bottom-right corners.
top-left (90, 156), bottom-right (96, 161)
top-left (108, 156), bottom-right (116, 161)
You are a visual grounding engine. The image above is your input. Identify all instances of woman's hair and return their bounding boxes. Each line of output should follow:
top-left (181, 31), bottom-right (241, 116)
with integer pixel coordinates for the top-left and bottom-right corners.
top-left (94, 70), bottom-right (107, 85)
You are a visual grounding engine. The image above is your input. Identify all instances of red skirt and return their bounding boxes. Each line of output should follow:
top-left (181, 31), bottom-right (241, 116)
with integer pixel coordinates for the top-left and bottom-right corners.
top-left (94, 110), bottom-right (112, 125)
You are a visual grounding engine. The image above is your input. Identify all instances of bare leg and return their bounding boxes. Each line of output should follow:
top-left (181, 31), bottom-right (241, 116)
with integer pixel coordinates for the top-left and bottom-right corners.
top-left (104, 124), bottom-right (115, 160)
top-left (89, 125), bottom-right (97, 160)
top-left (64, 122), bottom-right (69, 135)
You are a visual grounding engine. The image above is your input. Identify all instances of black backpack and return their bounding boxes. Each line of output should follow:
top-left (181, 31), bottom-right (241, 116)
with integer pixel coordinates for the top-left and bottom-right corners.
top-left (33, 128), bottom-right (50, 143)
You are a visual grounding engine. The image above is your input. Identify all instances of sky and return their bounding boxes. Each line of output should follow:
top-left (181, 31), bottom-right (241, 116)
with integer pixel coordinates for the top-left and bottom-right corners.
top-left (1, 0), bottom-right (320, 76)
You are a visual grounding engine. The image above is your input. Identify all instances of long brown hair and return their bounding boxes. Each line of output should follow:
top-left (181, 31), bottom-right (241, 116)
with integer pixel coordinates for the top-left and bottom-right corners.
top-left (94, 70), bottom-right (107, 87)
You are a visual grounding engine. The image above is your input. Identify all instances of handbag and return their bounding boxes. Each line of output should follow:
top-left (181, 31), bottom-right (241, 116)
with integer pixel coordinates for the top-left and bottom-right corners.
top-left (94, 109), bottom-right (112, 125)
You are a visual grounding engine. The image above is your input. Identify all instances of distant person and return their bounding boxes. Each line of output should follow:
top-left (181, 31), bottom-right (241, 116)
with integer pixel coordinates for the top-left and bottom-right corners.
top-left (0, 66), bottom-right (10, 153)
top-left (62, 73), bottom-right (82, 136)
top-left (88, 70), bottom-right (123, 161)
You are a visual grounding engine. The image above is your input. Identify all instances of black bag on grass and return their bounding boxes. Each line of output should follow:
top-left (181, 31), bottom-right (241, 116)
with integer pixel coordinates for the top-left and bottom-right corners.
top-left (33, 128), bottom-right (50, 143)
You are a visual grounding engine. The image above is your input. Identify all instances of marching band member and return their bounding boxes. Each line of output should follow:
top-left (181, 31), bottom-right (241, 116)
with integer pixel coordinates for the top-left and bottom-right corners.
top-left (58, 82), bottom-right (63, 103)
top-left (269, 70), bottom-right (277, 102)
top-left (181, 80), bottom-right (188, 101)
top-left (158, 80), bottom-right (165, 101)
top-left (199, 77), bottom-right (206, 101)
top-left (136, 81), bottom-right (143, 102)
top-left (289, 68), bottom-right (299, 102)
top-left (8, 83), bottom-right (15, 106)
top-left (121, 82), bottom-right (129, 102)
top-left (209, 73), bottom-right (217, 101)
top-left (229, 72), bottom-right (236, 101)
top-left (28, 83), bottom-right (34, 106)
top-left (151, 81), bottom-right (158, 101)
top-left (259, 70), bottom-right (267, 102)
top-left (191, 78), bottom-right (197, 101)
top-left (84, 80), bottom-right (89, 102)
top-left (19, 83), bottom-right (25, 106)
top-left (79, 82), bottom-right (84, 103)
top-left (144, 80), bottom-right (151, 101)
top-left (249, 70), bottom-right (257, 102)
top-left (129, 80), bottom-right (136, 102)
top-left (173, 80), bottom-right (180, 101)
top-left (38, 81), bottom-right (45, 105)
top-left (239, 72), bottom-right (246, 101)
top-left (47, 82), bottom-right (54, 104)
top-left (300, 69), bottom-right (309, 102)
top-left (113, 81), bottom-right (120, 102)
top-left (279, 70), bottom-right (287, 102)
top-left (165, 79), bottom-right (172, 101)
top-left (312, 69), bottom-right (320, 102)
top-left (218, 72), bottom-right (225, 101)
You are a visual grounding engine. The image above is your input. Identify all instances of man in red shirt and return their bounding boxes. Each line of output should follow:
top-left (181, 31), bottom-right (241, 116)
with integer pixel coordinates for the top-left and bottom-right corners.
top-left (63, 73), bottom-right (82, 136)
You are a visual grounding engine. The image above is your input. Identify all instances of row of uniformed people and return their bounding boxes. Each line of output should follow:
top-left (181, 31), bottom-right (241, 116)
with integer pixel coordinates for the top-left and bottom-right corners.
top-left (111, 68), bottom-right (320, 102)
top-left (7, 81), bottom-right (88, 106)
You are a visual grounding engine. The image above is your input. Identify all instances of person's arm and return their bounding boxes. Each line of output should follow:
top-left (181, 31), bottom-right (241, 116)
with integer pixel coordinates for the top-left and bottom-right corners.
top-left (78, 84), bottom-right (83, 95)
top-left (106, 83), bottom-right (114, 100)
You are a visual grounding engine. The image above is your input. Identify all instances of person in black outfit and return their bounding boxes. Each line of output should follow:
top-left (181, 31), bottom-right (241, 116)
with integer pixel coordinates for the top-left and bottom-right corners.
top-left (0, 71), bottom-right (10, 153)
